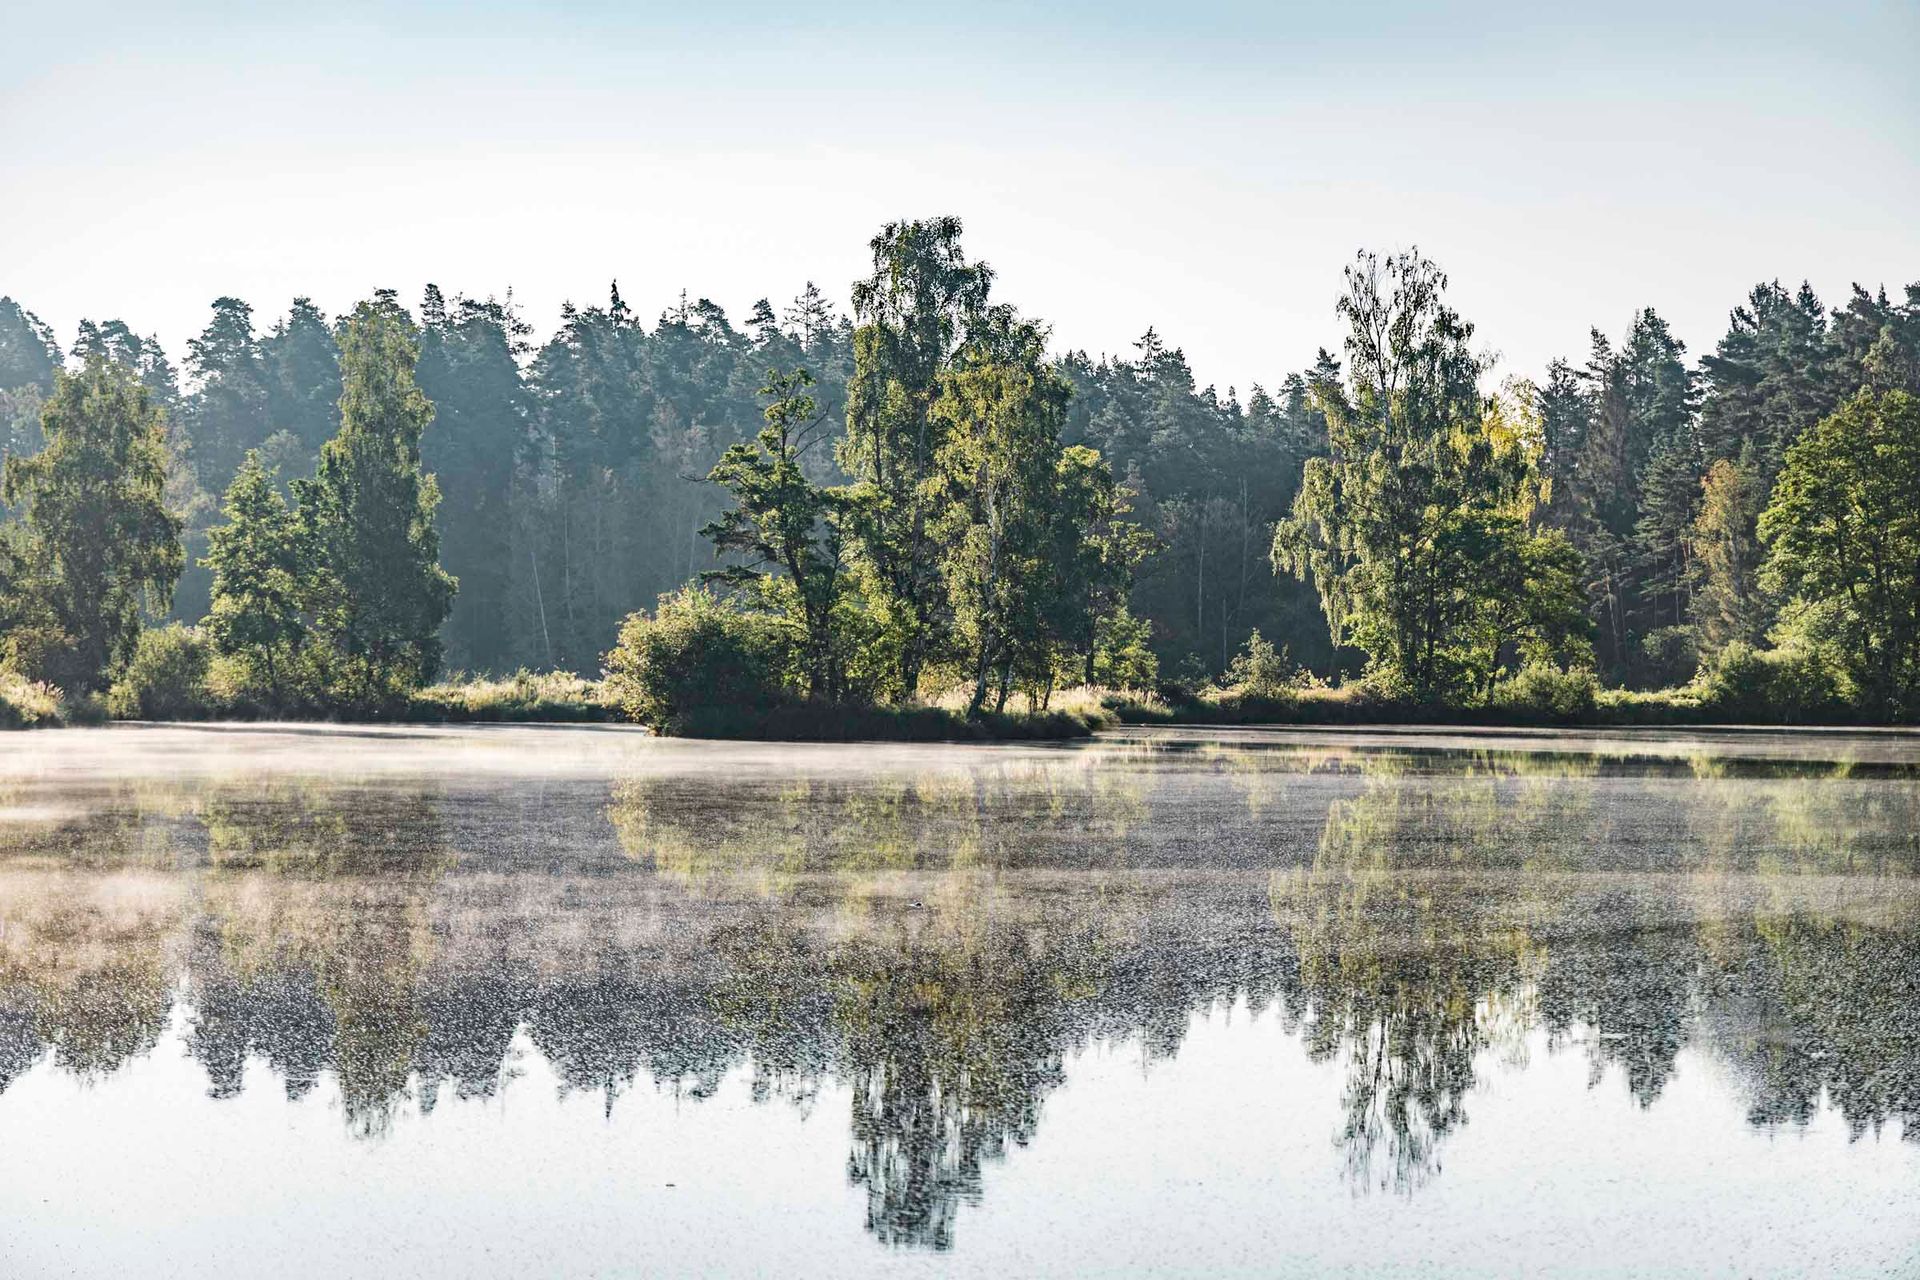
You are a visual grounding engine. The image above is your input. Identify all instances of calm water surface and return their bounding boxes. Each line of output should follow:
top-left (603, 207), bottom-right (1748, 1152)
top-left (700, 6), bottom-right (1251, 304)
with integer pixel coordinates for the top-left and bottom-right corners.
top-left (2, 723), bottom-right (1918, 1278)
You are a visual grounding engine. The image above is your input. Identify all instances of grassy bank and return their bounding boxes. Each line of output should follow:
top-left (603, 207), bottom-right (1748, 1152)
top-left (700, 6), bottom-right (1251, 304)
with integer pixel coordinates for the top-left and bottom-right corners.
top-left (413, 674), bottom-right (1115, 740)
top-left (6, 664), bottom-right (1111, 741)
top-left (663, 701), bottom-right (1112, 742)
top-left (1100, 681), bottom-right (1878, 729)
top-left (0, 671), bottom-right (80, 729)
top-left (405, 672), bottom-right (619, 723)
top-left (19, 650), bottom-right (1888, 737)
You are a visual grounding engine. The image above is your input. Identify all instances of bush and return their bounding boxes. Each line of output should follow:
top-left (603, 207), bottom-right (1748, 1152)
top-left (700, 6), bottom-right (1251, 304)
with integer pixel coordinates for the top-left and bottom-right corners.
top-left (1091, 608), bottom-right (1158, 690)
top-left (1221, 629), bottom-right (1298, 701)
top-left (1488, 664), bottom-right (1599, 723)
top-left (1638, 626), bottom-right (1700, 688)
top-left (672, 700), bottom-right (1104, 742)
top-left (1592, 685), bottom-right (1704, 723)
top-left (59, 690), bottom-right (111, 726)
top-left (408, 670), bottom-right (614, 723)
top-left (603, 586), bottom-right (791, 734)
top-left (1695, 642), bottom-right (1848, 723)
top-left (0, 670), bottom-right (63, 728)
top-left (106, 624), bottom-right (218, 720)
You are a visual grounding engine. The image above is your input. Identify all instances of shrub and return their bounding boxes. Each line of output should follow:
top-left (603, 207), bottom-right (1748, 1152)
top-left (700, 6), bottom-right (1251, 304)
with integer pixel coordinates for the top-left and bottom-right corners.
top-left (201, 654), bottom-right (264, 718)
top-left (60, 691), bottom-right (111, 726)
top-left (0, 670), bottom-right (63, 728)
top-left (1638, 626), bottom-right (1700, 688)
top-left (1488, 664), bottom-right (1599, 723)
top-left (1695, 642), bottom-right (1848, 723)
top-left (106, 624), bottom-right (217, 720)
top-left (1091, 608), bottom-right (1159, 690)
top-left (1154, 654), bottom-right (1212, 705)
top-left (408, 670), bottom-right (614, 723)
top-left (1221, 629), bottom-right (1297, 701)
top-left (603, 586), bottom-right (791, 734)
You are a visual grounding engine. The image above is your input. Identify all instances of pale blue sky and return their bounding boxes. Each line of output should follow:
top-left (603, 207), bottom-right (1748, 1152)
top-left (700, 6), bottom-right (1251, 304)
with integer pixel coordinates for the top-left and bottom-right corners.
top-left (4, 0), bottom-right (1915, 390)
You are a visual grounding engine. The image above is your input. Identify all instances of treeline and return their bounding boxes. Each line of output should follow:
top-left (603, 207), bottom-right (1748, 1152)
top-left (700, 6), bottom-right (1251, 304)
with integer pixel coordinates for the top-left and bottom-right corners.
top-left (2, 218), bottom-right (1918, 723)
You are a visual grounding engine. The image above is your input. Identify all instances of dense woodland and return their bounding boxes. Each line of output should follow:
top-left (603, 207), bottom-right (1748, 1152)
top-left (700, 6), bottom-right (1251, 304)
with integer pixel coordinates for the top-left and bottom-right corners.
top-left (2, 217), bottom-right (1918, 724)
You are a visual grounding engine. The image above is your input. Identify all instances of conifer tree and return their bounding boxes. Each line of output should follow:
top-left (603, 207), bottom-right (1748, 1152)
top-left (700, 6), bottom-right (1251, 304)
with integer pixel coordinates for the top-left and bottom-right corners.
top-left (296, 294), bottom-right (455, 707)
top-left (261, 297), bottom-right (343, 459)
top-left (204, 451), bottom-right (315, 701)
top-left (0, 297), bottom-right (61, 395)
top-left (702, 368), bottom-right (853, 699)
top-left (416, 289), bottom-right (530, 672)
top-left (185, 297), bottom-right (270, 492)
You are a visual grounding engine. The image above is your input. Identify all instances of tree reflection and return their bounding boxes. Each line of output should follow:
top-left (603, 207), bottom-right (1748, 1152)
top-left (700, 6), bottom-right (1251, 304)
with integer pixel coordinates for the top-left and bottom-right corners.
top-left (0, 737), bottom-right (1917, 1250)
top-left (190, 781), bottom-right (452, 1133)
top-left (1271, 762), bottom-right (1547, 1191)
top-left (0, 868), bottom-right (185, 1084)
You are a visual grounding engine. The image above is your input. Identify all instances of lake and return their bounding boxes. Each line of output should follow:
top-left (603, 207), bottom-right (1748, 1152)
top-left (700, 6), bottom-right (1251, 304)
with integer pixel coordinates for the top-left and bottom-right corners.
top-left (2, 723), bottom-right (1917, 1278)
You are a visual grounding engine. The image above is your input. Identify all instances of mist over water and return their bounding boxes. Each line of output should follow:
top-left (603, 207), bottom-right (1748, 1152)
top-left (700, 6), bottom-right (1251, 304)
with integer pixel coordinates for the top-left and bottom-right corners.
top-left (2, 724), bottom-right (1918, 1277)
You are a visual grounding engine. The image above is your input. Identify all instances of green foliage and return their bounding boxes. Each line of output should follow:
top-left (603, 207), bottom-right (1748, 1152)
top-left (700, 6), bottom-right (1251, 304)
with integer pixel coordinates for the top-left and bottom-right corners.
top-left (663, 699), bottom-right (1106, 742)
top-left (603, 586), bottom-right (791, 733)
top-left (1488, 664), bottom-right (1599, 723)
top-left (841, 217), bottom-right (995, 697)
top-left (183, 297), bottom-right (270, 496)
top-left (1760, 389), bottom-right (1920, 719)
top-left (1592, 684), bottom-right (1705, 722)
top-left (932, 320), bottom-right (1078, 715)
top-left (1050, 445), bottom-right (1151, 686)
top-left (204, 451), bottom-right (315, 705)
top-left (1060, 334), bottom-right (1331, 679)
top-left (406, 670), bottom-right (614, 723)
top-left (0, 523), bottom-right (67, 682)
top-left (1273, 251), bottom-right (1583, 701)
top-left (1463, 525), bottom-right (1595, 697)
top-left (1694, 641), bottom-right (1848, 723)
top-left (106, 624), bottom-right (216, 720)
top-left (0, 297), bottom-right (62, 395)
top-left (262, 296), bottom-right (342, 459)
top-left (1, 357), bottom-right (183, 692)
top-left (0, 669), bottom-right (62, 729)
top-left (1090, 606), bottom-right (1158, 690)
top-left (703, 368), bottom-right (855, 699)
top-left (415, 290), bottom-right (526, 671)
top-left (1639, 626), bottom-right (1700, 687)
top-left (1689, 447), bottom-right (1772, 652)
top-left (1540, 310), bottom-right (1696, 679)
top-left (295, 295), bottom-right (456, 712)
top-left (1222, 629), bottom-right (1297, 700)
top-left (6, 231), bottom-right (1917, 731)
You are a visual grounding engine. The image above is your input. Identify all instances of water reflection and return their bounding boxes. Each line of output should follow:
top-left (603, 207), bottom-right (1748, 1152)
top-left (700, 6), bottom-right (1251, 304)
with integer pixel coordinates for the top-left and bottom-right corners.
top-left (1, 728), bottom-right (1917, 1250)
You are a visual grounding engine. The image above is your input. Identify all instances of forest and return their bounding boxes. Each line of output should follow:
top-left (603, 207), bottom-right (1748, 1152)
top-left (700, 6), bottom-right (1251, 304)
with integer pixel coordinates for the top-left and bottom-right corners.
top-left (1, 217), bottom-right (1917, 730)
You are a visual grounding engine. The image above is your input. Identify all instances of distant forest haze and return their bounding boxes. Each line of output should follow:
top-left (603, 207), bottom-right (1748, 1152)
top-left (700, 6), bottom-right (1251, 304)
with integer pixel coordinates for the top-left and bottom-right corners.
top-left (3, 217), bottom-right (1919, 722)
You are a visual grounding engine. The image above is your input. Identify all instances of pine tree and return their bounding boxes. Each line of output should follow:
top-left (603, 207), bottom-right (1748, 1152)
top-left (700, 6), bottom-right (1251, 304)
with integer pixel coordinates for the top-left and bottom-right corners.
top-left (702, 368), bottom-right (852, 699)
top-left (0, 297), bottom-right (61, 395)
top-left (204, 451), bottom-right (314, 701)
top-left (416, 290), bottom-right (531, 672)
top-left (261, 297), bottom-right (343, 460)
top-left (296, 294), bottom-right (455, 707)
top-left (185, 297), bottom-right (271, 493)
top-left (1697, 281), bottom-right (1835, 478)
